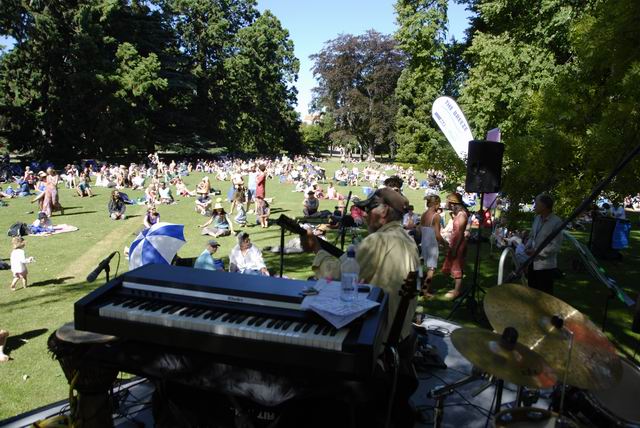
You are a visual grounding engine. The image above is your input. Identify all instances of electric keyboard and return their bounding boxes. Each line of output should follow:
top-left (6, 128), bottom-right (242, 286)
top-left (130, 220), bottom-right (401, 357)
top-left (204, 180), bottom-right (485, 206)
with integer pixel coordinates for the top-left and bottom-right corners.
top-left (75, 264), bottom-right (388, 378)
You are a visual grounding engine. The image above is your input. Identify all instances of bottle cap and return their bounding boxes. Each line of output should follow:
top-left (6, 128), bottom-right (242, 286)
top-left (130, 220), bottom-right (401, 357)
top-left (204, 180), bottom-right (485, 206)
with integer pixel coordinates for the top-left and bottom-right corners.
top-left (346, 245), bottom-right (356, 257)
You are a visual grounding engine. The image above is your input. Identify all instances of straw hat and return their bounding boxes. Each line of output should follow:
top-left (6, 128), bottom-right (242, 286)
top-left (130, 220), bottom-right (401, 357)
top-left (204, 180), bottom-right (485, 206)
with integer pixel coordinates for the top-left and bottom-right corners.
top-left (446, 192), bottom-right (464, 205)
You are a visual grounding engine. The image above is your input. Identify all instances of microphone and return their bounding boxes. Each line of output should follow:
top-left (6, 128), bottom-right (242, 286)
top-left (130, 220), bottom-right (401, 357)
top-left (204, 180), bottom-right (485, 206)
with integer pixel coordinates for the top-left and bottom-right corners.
top-left (86, 252), bottom-right (118, 282)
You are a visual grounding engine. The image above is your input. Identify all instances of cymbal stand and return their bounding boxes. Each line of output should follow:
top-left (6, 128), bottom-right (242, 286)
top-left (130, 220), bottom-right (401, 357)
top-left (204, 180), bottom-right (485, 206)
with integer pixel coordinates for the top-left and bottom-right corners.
top-left (552, 316), bottom-right (575, 427)
top-left (337, 191), bottom-right (352, 250)
top-left (494, 379), bottom-right (504, 414)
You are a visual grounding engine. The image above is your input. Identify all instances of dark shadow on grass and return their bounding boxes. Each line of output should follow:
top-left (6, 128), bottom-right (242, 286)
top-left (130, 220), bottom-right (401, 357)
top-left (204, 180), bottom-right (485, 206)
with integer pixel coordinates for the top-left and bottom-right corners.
top-left (269, 208), bottom-right (288, 214)
top-left (57, 210), bottom-right (97, 216)
top-left (263, 251), bottom-right (315, 278)
top-left (0, 280), bottom-right (98, 312)
top-left (28, 276), bottom-right (75, 287)
top-left (5, 328), bottom-right (49, 354)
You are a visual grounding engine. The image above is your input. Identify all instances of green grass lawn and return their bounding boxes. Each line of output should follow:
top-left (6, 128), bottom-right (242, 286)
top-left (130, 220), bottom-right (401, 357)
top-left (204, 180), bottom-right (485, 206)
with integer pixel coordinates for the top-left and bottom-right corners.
top-left (0, 159), bottom-right (639, 420)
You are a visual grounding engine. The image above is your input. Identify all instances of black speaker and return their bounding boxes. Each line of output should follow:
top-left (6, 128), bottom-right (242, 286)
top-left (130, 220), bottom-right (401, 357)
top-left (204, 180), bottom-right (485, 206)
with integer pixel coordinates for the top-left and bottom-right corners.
top-left (589, 215), bottom-right (621, 260)
top-left (465, 140), bottom-right (504, 193)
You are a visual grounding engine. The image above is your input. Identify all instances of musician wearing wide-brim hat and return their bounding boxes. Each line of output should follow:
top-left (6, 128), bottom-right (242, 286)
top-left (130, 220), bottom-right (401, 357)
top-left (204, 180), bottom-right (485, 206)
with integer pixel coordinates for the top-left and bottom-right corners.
top-left (301, 187), bottom-right (420, 426)
top-left (302, 187), bottom-right (419, 339)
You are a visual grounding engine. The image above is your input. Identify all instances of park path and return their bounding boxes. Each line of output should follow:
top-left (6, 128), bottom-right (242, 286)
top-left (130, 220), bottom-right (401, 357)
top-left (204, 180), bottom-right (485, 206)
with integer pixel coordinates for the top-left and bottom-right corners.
top-left (57, 210), bottom-right (144, 283)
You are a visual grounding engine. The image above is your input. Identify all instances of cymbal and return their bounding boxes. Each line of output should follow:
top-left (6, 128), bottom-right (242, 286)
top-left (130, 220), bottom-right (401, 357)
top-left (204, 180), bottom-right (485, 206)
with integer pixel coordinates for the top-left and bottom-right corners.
top-left (56, 322), bottom-right (117, 344)
top-left (484, 284), bottom-right (622, 390)
top-left (451, 327), bottom-right (557, 388)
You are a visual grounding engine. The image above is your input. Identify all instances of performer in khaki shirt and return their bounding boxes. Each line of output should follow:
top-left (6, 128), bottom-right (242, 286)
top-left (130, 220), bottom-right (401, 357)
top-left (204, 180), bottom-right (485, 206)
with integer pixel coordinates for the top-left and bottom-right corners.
top-left (305, 188), bottom-right (419, 341)
top-left (302, 187), bottom-right (420, 427)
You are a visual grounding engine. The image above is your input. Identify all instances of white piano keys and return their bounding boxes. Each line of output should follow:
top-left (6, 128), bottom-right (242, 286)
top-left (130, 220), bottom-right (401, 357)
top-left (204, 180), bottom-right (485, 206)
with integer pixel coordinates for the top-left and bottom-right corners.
top-left (98, 299), bottom-right (349, 351)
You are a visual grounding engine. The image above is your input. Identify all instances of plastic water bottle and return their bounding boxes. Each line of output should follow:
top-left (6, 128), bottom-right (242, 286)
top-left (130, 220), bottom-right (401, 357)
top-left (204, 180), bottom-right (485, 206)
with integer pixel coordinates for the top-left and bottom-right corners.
top-left (340, 246), bottom-right (359, 302)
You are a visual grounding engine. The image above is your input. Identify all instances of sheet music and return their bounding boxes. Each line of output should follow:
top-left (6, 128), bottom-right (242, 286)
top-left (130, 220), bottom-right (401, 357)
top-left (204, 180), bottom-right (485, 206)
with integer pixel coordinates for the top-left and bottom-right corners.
top-left (302, 279), bottom-right (380, 329)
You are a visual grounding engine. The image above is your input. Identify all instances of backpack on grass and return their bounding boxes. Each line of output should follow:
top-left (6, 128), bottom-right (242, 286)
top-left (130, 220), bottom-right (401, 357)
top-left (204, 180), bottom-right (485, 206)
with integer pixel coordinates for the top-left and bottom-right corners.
top-left (8, 222), bottom-right (30, 237)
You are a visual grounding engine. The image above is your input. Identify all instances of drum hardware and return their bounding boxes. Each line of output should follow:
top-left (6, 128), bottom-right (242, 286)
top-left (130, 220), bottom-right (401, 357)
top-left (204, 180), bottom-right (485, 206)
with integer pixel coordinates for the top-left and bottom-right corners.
top-left (494, 407), bottom-right (579, 428)
top-left (430, 327), bottom-right (558, 428)
top-left (515, 387), bottom-right (541, 408)
top-left (428, 373), bottom-right (483, 428)
top-left (551, 357), bottom-right (640, 427)
top-left (450, 327), bottom-right (558, 389)
top-left (550, 315), bottom-right (575, 428)
top-left (470, 374), bottom-right (495, 398)
top-left (484, 284), bottom-right (622, 390)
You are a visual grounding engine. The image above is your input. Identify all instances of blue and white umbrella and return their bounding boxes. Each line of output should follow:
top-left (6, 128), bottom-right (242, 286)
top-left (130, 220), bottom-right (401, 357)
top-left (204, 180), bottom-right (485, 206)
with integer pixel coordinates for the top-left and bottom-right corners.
top-left (129, 222), bottom-right (186, 269)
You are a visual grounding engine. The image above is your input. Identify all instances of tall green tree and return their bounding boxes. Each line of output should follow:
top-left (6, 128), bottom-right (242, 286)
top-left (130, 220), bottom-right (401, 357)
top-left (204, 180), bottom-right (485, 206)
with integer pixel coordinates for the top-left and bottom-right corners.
top-left (224, 10), bottom-right (300, 154)
top-left (457, 0), bottom-right (606, 216)
top-left (300, 113), bottom-right (334, 155)
top-left (0, 1), bottom-right (168, 158)
top-left (458, 0), bottom-right (594, 137)
top-left (0, 0), bottom-right (303, 158)
top-left (311, 31), bottom-right (404, 158)
top-left (502, 0), bottom-right (640, 216)
top-left (155, 0), bottom-right (259, 147)
top-left (394, 0), bottom-right (462, 171)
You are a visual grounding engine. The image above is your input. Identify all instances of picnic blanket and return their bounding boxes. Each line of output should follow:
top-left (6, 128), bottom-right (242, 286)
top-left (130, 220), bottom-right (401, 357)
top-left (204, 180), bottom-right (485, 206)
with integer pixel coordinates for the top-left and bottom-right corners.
top-left (29, 224), bottom-right (79, 236)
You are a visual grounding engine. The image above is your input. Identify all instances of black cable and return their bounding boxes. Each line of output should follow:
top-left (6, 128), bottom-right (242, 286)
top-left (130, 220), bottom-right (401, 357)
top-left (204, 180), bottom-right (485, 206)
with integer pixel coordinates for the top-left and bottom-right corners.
top-left (484, 382), bottom-right (498, 428)
top-left (428, 372), bottom-right (492, 418)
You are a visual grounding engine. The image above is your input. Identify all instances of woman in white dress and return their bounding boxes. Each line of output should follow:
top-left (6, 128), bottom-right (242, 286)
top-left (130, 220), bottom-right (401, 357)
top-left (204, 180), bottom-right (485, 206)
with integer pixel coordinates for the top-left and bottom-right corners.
top-left (420, 195), bottom-right (447, 297)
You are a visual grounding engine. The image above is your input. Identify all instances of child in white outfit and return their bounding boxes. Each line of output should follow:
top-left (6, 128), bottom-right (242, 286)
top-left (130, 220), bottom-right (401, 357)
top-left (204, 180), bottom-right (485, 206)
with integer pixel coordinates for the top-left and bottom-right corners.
top-left (10, 236), bottom-right (34, 291)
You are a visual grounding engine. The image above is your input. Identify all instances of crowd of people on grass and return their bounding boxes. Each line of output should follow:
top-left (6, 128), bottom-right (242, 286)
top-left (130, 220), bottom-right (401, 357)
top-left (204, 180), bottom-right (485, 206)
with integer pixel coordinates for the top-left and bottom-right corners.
top-left (0, 151), bottom-right (563, 289)
top-left (1, 151), bottom-right (569, 375)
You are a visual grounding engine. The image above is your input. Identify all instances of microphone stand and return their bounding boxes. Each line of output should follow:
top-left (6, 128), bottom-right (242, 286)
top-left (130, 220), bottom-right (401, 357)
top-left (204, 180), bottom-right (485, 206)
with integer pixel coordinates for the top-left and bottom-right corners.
top-left (335, 191), bottom-right (353, 251)
top-left (448, 193), bottom-right (488, 321)
top-left (279, 225), bottom-right (285, 278)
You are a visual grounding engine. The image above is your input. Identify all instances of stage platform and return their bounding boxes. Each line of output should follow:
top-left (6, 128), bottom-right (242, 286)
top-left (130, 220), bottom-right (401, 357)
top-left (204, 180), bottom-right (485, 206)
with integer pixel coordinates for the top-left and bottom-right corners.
top-left (1, 316), bottom-right (553, 428)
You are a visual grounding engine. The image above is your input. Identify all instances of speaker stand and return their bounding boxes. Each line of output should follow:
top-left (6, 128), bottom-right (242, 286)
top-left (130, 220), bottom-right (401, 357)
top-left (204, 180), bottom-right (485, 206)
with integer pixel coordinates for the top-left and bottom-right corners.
top-left (447, 193), bottom-right (486, 321)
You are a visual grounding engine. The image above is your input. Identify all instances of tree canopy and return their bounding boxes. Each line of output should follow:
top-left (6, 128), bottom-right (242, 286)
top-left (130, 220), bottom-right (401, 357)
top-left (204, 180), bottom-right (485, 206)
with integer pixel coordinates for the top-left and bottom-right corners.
top-left (393, 0), bottom-right (464, 175)
top-left (2, 0), bottom-right (639, 218)
top-left (310, 31), bottom-right (404, 158)
top-left (458, 0), bottom-right (640, 216)
top-left (0, 0), bottom-right (301, 159)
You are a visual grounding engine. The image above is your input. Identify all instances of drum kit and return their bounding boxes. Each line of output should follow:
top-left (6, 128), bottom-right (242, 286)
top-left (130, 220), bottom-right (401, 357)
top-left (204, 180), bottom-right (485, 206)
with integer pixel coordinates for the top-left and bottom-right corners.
top-left (431, 283), bottom-right (640, 427)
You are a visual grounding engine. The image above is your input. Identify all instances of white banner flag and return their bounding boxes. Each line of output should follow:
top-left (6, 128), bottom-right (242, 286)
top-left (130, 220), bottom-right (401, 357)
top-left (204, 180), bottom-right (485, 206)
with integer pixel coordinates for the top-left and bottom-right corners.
top-left (431, 96), bottom-right (474, 160)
